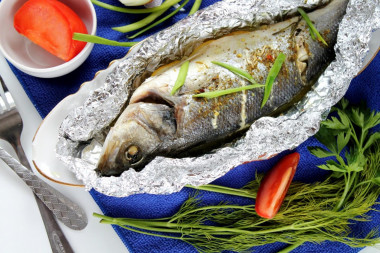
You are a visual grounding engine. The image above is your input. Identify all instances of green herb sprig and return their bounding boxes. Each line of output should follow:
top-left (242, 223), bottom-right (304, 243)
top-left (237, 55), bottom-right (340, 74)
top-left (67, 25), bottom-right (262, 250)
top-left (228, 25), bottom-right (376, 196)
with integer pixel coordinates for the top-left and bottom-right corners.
top-left (191, 60), bottom-right (262, 98)
top-left (211, 61), bottom-right (258, 84)
top-left (128, 0), bottom-right (190, 39)
top-left (112, 7), bottom-right (170, 33)
top-left (73, 33), bottom-right (138, 47)
top-left (298, 8), bottom-right (328, 46)
top-left (192, 55), bottom-right (285, 103)
top-left (189, 0), bottom-right (202, 15)
top-left (193, 84), bottom-right (264, 99)
top-left (308, 98), bottom-right (380, 211)
top-left (261, 52), bottom-right (286, 108)
top-left (171, 61), bottom-right (190, 95)
top-left (91, 0), bottom-right (181, 14)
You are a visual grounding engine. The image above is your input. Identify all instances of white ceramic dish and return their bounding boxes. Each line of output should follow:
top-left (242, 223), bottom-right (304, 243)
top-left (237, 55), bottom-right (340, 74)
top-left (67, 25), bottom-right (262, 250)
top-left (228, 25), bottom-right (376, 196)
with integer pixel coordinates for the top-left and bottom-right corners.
top-left (32, 61), bottom-right (116, 186)
top-left (32, 53), bottom-right (131, 186)
top-left (32, 29), bottom-right (379, 187)
top-left (0, 0), bottom-right (97, 78)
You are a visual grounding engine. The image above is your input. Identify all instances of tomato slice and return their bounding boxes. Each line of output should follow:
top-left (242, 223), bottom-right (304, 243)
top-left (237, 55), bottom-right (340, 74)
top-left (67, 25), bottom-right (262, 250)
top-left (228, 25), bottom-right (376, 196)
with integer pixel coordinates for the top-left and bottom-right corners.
top-left (14, 0), bottom-right (87, 62)
top-left (47, 0), bottom-right (87, 60)
top-left (255, 152), bottom-right (300, 219)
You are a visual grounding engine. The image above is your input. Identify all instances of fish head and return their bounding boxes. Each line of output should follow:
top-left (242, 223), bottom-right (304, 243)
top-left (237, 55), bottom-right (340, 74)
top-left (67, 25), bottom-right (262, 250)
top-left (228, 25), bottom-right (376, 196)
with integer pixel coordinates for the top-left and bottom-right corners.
top-left (96, 103), bottom-right (176, 176)
top-left (96, 120), bottom-right (159, 176)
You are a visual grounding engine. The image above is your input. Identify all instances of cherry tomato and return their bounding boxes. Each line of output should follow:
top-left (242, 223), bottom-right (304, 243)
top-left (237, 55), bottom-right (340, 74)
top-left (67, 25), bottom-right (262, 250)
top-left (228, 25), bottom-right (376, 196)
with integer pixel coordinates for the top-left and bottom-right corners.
top-left (14, 0), bottom-right (87, 62)
top-left (255, 152), bottom-right (300, 219)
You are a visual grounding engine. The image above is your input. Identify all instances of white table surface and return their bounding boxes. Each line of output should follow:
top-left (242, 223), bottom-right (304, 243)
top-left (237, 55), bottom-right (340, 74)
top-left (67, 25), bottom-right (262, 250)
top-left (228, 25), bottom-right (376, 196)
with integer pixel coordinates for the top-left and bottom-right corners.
top-left (0, 36), bottom-right (379, 252)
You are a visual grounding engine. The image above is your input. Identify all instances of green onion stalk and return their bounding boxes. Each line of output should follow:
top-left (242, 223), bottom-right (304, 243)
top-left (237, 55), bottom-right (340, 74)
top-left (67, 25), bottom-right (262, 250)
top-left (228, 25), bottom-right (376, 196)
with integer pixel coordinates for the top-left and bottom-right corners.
top-left (91, 0), bottom-right (182, 14)
top-left (297, 8), bottom-right (328, 46)
top-left (112, 7), bottom-right (170, 33)
top-left (192, 54), bottom-right (285, 106)
top-left (128, 0), bottom-right (190, 39)
top-left (73, 33), bottom-right (138, 47)
top-left (171, 61), bottom-right (190, 95)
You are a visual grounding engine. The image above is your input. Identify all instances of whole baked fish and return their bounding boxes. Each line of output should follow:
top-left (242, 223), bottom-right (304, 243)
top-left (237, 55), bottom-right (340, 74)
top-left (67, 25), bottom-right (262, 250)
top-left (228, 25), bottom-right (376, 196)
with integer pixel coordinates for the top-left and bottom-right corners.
top-left (97, 0), bottom-right (348, 176)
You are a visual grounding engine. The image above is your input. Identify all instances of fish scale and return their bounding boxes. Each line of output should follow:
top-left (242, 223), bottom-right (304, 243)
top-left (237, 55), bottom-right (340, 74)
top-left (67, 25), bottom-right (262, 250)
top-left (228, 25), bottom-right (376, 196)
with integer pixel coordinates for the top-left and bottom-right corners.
top-left (178, 38), bottom-right (301, 145)
top-left (97, 0), bottom-right (349, 176)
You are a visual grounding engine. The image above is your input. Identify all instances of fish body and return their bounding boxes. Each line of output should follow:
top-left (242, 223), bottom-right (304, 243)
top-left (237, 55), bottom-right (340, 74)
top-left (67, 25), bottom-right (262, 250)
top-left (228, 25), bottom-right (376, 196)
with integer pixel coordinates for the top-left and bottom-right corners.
top-left (97, 0), bottom-right (348, 176)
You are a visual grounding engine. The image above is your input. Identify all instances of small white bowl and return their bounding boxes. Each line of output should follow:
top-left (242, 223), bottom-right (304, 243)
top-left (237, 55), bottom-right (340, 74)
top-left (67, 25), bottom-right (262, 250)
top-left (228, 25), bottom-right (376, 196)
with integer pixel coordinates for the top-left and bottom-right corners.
top-left (0, 0), bottom-right (97, 78)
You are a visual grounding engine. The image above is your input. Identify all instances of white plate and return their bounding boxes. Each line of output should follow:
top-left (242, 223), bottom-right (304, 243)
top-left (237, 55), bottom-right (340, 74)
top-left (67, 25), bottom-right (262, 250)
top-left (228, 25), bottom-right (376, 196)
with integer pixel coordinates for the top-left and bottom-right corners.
top-left (32, 30), bottom-right (379, 187)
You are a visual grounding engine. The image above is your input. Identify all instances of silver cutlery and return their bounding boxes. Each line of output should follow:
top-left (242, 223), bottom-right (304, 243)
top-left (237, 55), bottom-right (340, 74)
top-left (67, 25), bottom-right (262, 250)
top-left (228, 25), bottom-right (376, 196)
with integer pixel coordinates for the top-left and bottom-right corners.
top-left (0, 75), bottom-right (87, 252)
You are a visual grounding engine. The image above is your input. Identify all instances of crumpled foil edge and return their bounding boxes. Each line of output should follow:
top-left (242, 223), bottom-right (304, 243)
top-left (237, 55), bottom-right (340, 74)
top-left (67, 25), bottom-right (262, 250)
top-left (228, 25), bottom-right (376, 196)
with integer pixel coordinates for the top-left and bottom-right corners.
top-left (56, 0), bottom-right (380, 197)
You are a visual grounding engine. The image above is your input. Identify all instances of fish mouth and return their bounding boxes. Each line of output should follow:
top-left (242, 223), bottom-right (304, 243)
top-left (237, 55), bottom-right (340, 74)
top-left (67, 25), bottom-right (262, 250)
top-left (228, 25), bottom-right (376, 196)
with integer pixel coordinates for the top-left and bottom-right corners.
top-left (295, 33), bottom-right (309, 81)
top-left (96, 136), bottom-right (125, 176)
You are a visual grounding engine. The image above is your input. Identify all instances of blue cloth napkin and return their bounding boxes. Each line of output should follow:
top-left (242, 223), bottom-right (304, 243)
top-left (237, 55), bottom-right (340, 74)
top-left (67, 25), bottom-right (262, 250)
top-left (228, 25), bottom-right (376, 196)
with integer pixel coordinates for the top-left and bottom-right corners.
top-left (4, 0), bottom-right (379, 252)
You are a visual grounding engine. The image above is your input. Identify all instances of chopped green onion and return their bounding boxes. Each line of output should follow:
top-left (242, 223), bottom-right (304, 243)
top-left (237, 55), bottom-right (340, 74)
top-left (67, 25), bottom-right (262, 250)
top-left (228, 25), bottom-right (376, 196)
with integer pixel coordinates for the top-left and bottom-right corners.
top-left (128, 0), bottom-right (190, 39)
top-left (189, 0), bottom-right (202, 15)
top-left (171, 61), bottom-right (190, 95)
top-left (212, 61), bottom-right (257, 84)
top-left (261, 53), bottom-right (286, 108)
top-left (309, 28), bottom-right (316, 41)
top-left (297, 8), bottom-right (328, 46)
top-left (73, 33), bottom-right (138, 47)
top-left (193, 84), bottom-right (265, 99)
top-left (113, 7), bottom-right (169, 33)
top-left (91, 0), bottom-right (181, 14)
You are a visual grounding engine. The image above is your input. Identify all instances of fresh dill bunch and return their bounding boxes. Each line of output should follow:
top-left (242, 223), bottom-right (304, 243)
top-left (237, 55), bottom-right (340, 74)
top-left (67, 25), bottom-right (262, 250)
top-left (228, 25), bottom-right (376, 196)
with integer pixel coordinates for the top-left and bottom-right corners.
top-left (94, 153), bottom-right (380, 252)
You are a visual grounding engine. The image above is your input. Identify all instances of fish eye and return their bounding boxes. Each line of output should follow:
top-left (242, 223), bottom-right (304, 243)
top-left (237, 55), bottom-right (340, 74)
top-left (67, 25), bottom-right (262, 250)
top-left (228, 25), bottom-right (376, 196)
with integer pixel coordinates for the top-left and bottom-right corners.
top-left (125, 145), bottom-right (143, 165)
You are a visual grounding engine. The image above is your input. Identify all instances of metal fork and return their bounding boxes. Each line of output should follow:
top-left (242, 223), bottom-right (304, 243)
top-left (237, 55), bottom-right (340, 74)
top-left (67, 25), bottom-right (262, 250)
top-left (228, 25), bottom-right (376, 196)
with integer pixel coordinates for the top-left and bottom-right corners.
top-left (0, 75), bottom-right (87, 252)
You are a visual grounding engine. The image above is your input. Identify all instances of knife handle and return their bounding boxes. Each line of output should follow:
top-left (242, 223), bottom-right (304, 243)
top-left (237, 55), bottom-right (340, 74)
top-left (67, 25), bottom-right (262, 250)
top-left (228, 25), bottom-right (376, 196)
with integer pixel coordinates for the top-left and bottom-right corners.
top-left (0, 146), bottom-right (87, 231)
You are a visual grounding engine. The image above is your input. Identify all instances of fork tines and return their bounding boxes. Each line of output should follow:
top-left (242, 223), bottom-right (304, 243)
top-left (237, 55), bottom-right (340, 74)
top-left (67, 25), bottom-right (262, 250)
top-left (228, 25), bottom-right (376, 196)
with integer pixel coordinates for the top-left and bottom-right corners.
top-left (0, 76), bottom-right (15, 113)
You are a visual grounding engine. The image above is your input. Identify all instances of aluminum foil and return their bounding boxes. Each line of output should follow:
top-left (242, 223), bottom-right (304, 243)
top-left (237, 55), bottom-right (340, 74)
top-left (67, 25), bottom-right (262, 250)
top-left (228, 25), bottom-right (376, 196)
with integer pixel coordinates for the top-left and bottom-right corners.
top-left (56, 0), bottom-right (380, 197)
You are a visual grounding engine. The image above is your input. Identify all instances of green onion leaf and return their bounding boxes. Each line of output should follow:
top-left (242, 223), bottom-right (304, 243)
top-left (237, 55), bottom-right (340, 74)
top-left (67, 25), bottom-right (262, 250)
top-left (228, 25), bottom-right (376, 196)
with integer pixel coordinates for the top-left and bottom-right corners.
top-left (73, 33), bottom-right (138, 47)
top-left (113, 7), bottom-right (169, 33)
top-left (128, 0), bottom-right (190, 39)
top-left (297, 8), bottom-right (328, 46)
top-left (193, 84), bottom-right (265, 99)
top-left (308, 28), bottom-right (316, 41)
top-left (261, 53), bottom-right (286, 108)
top-left (212, 61), bottom-right (257, 84)
top-left (171, 61), bottom-right (190, 95)
top-left (91, 0), bottom-right (181, 14)
top-left (189, 0), bottom-right (202, 15)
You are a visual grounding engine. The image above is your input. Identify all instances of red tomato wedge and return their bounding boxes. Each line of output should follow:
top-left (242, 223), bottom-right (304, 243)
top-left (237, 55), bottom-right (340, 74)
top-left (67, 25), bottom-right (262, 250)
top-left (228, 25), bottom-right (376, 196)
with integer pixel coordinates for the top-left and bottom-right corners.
top-left (255, 152), bottom-right (300, 219)
top-left (14, 0), bottom-right (87, 62)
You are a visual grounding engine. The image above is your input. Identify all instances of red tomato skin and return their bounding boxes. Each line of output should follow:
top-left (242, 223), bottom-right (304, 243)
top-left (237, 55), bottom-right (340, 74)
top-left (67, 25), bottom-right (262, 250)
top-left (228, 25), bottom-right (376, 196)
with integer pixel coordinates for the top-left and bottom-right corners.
top-left (255, 152), bottom-right (300, 219)
top-left (14, 0), bottom-right (87, 62)
top-left (47, 0), bottom-right (87, 60)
